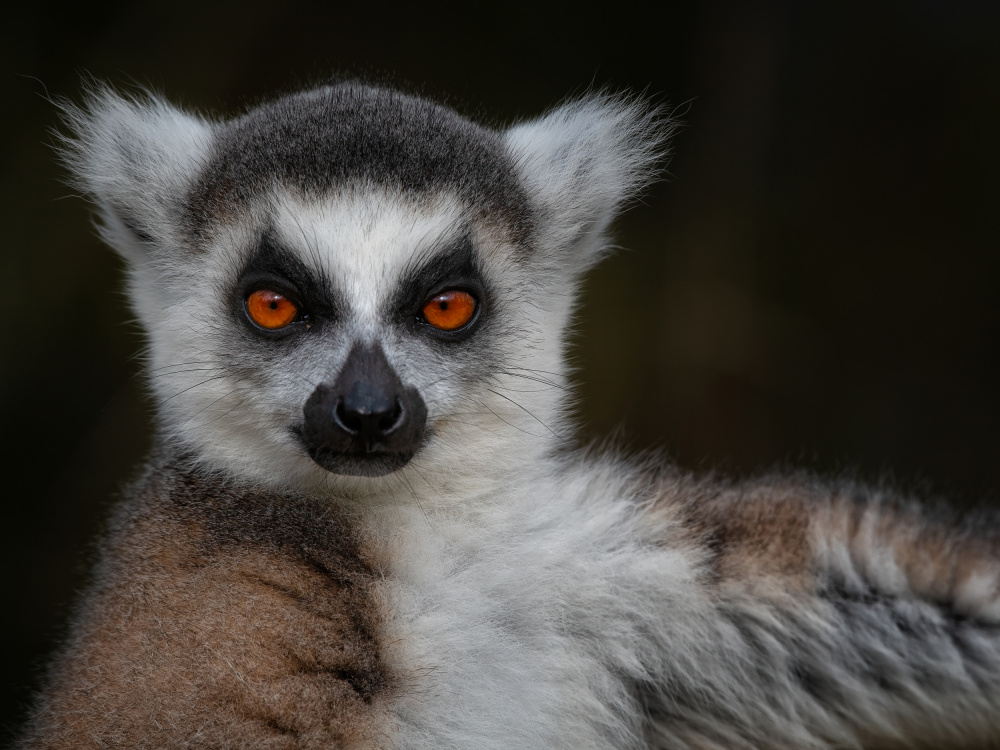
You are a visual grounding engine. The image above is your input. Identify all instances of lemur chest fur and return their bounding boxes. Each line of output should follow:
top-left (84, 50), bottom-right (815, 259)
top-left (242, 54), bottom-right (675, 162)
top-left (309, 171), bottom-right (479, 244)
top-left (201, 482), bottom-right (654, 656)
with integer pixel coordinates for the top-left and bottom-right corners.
top-left (33, 452), bottom-right (689, 750)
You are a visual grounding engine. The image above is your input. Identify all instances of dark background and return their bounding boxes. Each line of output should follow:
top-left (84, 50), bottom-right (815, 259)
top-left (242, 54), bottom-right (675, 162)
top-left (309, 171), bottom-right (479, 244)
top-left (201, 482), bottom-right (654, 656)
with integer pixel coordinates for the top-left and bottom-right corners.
top-left (3, 0), bottom-right (999, 738)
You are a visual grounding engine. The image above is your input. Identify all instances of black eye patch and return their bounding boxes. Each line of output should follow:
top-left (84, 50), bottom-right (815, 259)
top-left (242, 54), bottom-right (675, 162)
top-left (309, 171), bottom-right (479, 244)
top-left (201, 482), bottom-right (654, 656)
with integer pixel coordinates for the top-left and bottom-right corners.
top-left (388, 235), bottom-right (487, 335)
top-left (233, 228), bottom-right (340, 323)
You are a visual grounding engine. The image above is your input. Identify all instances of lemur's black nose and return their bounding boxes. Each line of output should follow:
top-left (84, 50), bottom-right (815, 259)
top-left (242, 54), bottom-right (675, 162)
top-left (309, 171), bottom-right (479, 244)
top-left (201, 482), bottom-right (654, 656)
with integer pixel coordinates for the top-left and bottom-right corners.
top-left (300, 342), bottom-right (427, 476)
top-left (334, 381), bottom-right (405, 448)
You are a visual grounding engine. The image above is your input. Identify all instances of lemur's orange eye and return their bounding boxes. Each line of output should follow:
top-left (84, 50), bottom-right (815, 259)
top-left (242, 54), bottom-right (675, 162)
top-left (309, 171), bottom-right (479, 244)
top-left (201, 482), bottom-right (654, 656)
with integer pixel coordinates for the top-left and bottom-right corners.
top-left (422, 290), bottom-right (477, 331)
top-left (246, 290), bottom-right (298, 329)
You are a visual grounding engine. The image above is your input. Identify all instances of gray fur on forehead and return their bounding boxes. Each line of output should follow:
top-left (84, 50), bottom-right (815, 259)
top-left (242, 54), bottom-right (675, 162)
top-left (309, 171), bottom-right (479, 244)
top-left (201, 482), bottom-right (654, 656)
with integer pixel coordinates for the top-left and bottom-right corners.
top-left (186, 83), bottom-right (533, 239)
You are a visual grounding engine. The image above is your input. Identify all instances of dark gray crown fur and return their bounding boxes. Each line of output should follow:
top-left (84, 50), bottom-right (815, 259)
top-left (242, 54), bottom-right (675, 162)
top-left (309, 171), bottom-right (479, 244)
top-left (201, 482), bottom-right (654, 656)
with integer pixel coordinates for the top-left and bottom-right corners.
top-left (187, 84), bottom-right (533, 241)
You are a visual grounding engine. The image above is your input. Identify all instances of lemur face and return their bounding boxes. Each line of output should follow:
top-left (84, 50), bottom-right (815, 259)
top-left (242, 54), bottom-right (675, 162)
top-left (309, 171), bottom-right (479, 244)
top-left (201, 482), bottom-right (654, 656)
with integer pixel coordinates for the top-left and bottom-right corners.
top-left (271, 197), bottom-right (485, 478)
top-left (63, 83), bottom-right (663, 498)
top-left (129, 178), bottom-right (576, 502)
top-left (167, 188), bottom-right (545, 491)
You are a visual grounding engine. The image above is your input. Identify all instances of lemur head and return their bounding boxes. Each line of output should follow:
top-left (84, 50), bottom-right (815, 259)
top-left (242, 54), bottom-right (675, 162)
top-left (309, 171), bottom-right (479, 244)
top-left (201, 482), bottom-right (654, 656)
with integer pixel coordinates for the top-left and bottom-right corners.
top-left (62, 83), bottom-right (665, 500)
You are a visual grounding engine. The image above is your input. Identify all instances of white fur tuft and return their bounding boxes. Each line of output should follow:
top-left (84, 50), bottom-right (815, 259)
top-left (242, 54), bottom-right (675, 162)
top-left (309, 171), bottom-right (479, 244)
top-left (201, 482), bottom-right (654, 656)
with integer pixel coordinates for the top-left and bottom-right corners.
top-left (505, 93), bottom-right (672, 270)
top-left (57, 85), bottom-right (213, 261)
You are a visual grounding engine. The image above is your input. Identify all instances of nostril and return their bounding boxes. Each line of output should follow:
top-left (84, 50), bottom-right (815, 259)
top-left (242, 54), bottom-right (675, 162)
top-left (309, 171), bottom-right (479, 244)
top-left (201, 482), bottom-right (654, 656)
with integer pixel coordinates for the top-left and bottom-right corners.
top-left (334, 399), bottom-right (362, 434)
top-left (378, 399), bottom-right (405, 434)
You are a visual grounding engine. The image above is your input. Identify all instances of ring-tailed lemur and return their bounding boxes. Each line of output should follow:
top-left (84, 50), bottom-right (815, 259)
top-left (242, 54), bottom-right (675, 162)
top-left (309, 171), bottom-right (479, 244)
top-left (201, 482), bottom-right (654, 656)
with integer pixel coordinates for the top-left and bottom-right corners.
top-left (17, 82), bottom-right (1000, 749)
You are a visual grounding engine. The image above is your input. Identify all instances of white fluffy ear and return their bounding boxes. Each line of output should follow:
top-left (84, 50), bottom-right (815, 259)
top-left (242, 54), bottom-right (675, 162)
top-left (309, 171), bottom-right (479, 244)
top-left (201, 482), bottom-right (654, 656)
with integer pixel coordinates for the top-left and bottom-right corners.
top-left (505, 94), bottom-right (669, 270)
top-left (58, 86), bottom-right (214, 261)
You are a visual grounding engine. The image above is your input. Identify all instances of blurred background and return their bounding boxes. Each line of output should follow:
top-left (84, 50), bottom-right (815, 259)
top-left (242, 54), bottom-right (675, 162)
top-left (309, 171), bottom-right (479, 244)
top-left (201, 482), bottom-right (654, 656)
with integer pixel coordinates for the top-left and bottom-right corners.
top-left (3, 0), bottom-right (999, 738)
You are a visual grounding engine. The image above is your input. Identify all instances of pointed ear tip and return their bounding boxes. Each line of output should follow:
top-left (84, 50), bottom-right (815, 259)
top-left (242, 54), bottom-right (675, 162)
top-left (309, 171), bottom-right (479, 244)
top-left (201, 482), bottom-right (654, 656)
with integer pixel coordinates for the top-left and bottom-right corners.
top-left (593, 91), bottom-right (680, 149)
top-left (52, 89), bottom-right (123, 183)
top-left (56, 85), bottom-right (134, 148)
top-left (59, 81), bottom-right (189, 139)
top-left (510, 90), bottom-right (679, 163)
top-left (53, 82), bottom-right (211, 215)
top-left (55, 82), bottom-right (206, 163)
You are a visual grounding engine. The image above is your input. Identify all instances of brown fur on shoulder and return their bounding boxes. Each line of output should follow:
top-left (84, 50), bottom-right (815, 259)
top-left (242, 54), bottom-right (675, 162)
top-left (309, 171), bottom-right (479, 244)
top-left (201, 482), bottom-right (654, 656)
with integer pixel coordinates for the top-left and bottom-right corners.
top-left (18, 449), bottom-right (392, 749)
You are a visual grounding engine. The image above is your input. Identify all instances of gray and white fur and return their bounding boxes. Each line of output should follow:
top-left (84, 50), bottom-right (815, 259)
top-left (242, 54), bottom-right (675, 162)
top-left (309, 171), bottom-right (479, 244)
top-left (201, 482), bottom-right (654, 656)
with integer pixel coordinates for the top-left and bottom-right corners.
top-left (18, 82), bottom-right (1000, 749)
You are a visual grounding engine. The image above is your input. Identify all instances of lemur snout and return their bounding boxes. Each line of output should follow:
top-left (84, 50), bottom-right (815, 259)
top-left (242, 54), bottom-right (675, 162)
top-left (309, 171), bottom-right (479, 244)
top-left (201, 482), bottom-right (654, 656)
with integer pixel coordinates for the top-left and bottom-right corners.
top-left (301, 342), bottom-right (427, 476)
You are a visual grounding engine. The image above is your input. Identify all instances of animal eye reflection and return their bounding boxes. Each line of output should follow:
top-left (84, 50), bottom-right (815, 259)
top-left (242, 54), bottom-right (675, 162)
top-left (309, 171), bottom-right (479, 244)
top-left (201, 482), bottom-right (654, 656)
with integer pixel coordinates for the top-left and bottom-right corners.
top-left (421, 290), bottom-right (477, 331)
top-left (246, 290), bottom-right (299, 330)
